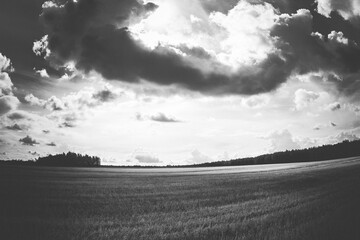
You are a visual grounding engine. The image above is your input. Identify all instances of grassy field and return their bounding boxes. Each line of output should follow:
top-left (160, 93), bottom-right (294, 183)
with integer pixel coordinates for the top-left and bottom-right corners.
top-left (1, 157), bottom-right (360, 240)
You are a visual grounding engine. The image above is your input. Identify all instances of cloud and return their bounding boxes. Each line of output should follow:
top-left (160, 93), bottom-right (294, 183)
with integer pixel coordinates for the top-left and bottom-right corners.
top-left (36, 0), bottom-right (360, 97)
top-left (316, 0), bottom-right (360, 20)
top-left (271, 9), bottom-right (360, 98)
top-left (43, 130), bottom-right (50, 134)
top-left (22, 85), bottom-right (122, 132)
top-left (19, 135), bottom-right (39, 146)
top-left (0, 53), bottom-right (13, 72)
top-left (326, 102), bottom-right (341, 111)
top-left (35, 0), bottom-right (303, 96)
top-left (313, 126), bottom-right (321, 130)
top-left (187, 149), bottom-right (213, 164)
top-left (25, 85), bottom-right (120, 112)
top-left (0, 96), bottom-right (20, 115)
top-left (0, 58), bottom-right (14, 96)
top-left (314, 121), bottom-right (337, 130)
top-left (135, 112), bottom-right (181, 122)
top-left (28, 151), bottom-right (40, 156)
top-left (59, 121), bottom-right (76, 128)
top-left (46, 142), bottom-right (56, 146)
top-left (332, 131), bottom-right (359, 143)
top-left (242, 95), bottom-right (269, 108)
top-left (6, 123), bottom-right (25, 131)
top-left (0, 72), bottom-right (14, 96)
top-left (135, 112), bottom-right (144, 121)
top-left (0, 53), bottom-right (20, 115)
top-left (24, 94), bottom-right (65, 111)
top-left (150, 113), bottom-right (180, 123)
top-left (35, 68), bottom-right (50, 78)
top-left (45, 96), bottom-right (66, 111)
top-left (265, 129), bottom-right (301, 152)
top-left (135, 154), bottom-right (161, 163)
top-left (7, 111), bottom-right (32, 120)
top-left (92, 88), bottom-right (117, 102)
top-left (33, 35), bottom-right (50, 58)
top-left (294, 89), bottom-right (320, 110)
top-left (24, 94), bottom-right (45, 106)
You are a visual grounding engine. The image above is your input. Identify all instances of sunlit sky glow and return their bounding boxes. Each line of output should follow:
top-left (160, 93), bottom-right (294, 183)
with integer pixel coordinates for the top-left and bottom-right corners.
top-left (0, 0), bottom-right (359, 165)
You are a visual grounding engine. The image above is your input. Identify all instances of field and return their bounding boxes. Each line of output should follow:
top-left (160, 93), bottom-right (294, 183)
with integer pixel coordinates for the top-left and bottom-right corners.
top-left (1, 157), bottom-right (360, 240)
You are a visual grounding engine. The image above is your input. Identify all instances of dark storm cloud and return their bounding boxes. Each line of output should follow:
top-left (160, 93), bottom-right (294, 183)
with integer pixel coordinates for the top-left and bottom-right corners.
top-left (0, 0), bottom-right (64, 87)
top-left (37, 0), bottom-right (292, 95)
top-left (19, 135), bottom-right (39, 146)
top-left (36, 0), bottom-right (360, 97)
top-left (270, 9), bottom-right (360, 98)
top-left (39, 0), bottom-right (158, 64)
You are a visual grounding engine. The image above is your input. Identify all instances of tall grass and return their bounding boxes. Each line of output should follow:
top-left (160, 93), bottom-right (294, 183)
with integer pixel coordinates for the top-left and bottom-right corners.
top-left (1, 160), bottom-right (360, 239)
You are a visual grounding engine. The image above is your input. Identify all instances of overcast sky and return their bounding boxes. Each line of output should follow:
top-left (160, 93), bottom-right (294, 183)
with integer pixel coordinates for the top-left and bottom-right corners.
top-left (0, 0), bottom-right (359, 165)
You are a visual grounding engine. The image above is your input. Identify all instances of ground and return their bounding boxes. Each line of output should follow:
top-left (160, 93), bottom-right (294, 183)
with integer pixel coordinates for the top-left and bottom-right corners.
top-left (1, 157), bottom-right (360, 239)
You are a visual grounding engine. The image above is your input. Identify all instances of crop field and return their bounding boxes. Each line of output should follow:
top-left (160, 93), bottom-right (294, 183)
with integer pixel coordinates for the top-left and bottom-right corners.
top-left (1, 157), bottom-right (360, 240)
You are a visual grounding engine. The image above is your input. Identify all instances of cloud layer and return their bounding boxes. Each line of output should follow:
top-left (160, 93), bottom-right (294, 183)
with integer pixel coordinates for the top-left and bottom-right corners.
top-left (33, 0), bottom-right (360, 98)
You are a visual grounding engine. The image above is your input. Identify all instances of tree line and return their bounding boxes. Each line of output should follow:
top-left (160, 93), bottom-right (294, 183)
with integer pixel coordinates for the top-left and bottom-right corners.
top-left (190, 139), bottom-right (360, 167)
top-left (0, 152), bottom-right (101, 167)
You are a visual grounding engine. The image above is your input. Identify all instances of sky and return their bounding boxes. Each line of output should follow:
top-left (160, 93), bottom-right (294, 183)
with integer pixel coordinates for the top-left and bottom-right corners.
top-left (0, 0), bottom-right (359, 165)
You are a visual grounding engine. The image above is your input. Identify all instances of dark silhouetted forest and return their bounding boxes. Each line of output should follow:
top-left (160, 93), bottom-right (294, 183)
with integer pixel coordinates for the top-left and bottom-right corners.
top-left (36, 152), bottom-right (101, 167)
top-left (190, 139), bottom-right (360, 167)
top-left (0, 152), bottom-right (101, 167)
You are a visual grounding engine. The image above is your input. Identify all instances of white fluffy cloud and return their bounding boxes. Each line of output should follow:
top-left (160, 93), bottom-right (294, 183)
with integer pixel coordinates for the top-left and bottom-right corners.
top-left (242, 95), bottom-right (269, 108)
top-left (266, 129), bottom-right (301, 152)
top-left (25, 84), bottom-right (121, 112)
top-left (33, 35), bottom-right (50, 58)
top-left (25, 94), bottom-right (65, 111)
top-left (0, 53), bottom-right (20, 115)
top-left (35, 68), bottom-right (50, 78)
top-left (326, 102), bottom-right (341, 111)
top-left (0, 53), bottom-right (14, 96)
top-left (294, 89), bottom-right (320, 110)
top-left (187, 149), bottom-right (213, 164)
top-left (316, 0), bottom-right (360, 20)
top-left (209, 0), bottom-right (278, 67)
top-left (0, 96), bottom-right (20, 115)
top-left (130, 0), bottom-right (278, 70)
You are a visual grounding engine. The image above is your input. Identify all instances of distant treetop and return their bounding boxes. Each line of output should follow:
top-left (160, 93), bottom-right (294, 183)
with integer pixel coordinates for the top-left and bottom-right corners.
top-left (35, 152), bottom-right (101, 167)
